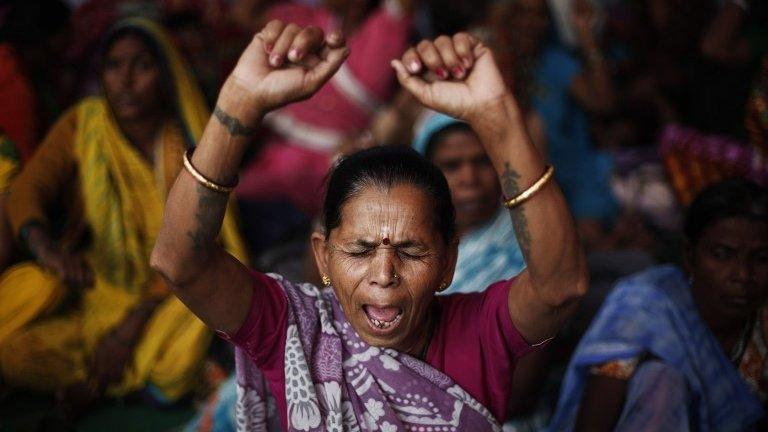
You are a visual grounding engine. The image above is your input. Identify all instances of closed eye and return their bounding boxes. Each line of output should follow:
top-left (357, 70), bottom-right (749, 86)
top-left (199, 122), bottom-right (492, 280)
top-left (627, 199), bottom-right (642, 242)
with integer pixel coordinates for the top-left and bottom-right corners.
top-left (347, 249), bottom-right (373, 258)
top-left (397, 248), bottom-right (429, 260)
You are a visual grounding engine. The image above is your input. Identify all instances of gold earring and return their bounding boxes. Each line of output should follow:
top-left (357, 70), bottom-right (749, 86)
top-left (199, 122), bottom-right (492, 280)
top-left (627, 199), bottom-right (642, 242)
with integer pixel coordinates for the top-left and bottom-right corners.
top-left (322, 275), bottom-right (331, 286)
top-left (438, 282), bottom-right (448, 292)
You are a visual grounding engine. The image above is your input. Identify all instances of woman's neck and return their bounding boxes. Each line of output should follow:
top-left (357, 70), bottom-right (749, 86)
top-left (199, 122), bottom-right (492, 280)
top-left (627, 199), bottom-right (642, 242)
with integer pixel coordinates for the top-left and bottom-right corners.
top-left (120, 115), bottom-right (166, 158)
top-left (401, 301), bottom-right (439, 359)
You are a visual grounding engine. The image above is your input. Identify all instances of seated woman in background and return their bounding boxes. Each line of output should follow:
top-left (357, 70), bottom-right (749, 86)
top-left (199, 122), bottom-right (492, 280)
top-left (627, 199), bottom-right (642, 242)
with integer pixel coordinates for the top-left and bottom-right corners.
top-left (0, 18), bottom-right (247, 419)
top-left (549, 179), bottom-right (768, 431)
top-left (413, 112), bottom-right (526, 294)
top-left (152, 20), bottom-right (587, 430)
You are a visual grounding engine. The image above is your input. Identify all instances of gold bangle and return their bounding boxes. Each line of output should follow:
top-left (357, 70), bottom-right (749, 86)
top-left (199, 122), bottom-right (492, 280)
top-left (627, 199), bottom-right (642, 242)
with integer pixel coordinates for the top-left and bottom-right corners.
top-left (503, 165), bottom-right (555, 209)
top-left (182, 149), bottom-right (237, 194)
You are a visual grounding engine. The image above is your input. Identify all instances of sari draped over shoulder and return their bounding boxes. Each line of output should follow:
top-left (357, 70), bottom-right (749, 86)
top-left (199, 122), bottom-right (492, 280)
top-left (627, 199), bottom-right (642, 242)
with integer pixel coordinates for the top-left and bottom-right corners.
top-left (548, 265), bottom-right (765, 432)
top-left (234, 275), bottom-right (502, 431)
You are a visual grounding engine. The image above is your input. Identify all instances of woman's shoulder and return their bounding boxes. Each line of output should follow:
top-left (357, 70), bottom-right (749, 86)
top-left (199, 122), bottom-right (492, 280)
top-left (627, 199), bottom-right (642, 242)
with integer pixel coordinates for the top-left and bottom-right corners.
top-left (613, 264), bottom-right (687, 294)
top-left (604, 264), bottom-right (689, 313)
top-left (45, 97), bottom-right (104, 135)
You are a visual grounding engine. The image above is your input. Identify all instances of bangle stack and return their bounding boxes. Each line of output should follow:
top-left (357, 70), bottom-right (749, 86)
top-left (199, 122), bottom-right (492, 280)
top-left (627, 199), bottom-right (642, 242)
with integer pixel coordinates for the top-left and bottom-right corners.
top-left (503, 165), bottom-right (555, 209)
top-left (182, 149), bottom-right (237, 194)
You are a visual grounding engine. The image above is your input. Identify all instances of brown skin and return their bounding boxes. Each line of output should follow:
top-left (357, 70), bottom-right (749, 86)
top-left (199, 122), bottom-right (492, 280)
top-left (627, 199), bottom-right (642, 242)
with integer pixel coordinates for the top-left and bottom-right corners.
top-left (151, 22), bottom-right (351, 335)
top-left (505, 0), bottom-right (614, 249)
top-left (575, 217), bottom-right (768, 430)
top-left (102, 35), bottom-right (167, 161)
top-left (429, 129), bottom-right (501, 235)
top-left (311, 185), bottom-right (456, 355)
top-left (25, 226), bottom-right (94, 290)
top-left (152, 22), bottom-right (586, 360)
top-left (686, 217), bottom-right (768, 347)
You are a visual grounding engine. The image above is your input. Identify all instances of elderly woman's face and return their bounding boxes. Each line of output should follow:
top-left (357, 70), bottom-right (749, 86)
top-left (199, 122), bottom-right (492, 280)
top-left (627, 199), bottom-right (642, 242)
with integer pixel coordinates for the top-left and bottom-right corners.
top-left (314, 184), bottom-right (456, 352)
top-left (102, 34), bottom-right (164, 123)
top-left (689, 217), bottom-right (768, 326)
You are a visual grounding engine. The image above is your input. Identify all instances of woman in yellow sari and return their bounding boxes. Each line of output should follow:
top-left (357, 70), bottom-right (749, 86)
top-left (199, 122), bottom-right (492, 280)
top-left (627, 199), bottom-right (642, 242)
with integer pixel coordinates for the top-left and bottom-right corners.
top-left (0, 18), bottom-right (247, 418)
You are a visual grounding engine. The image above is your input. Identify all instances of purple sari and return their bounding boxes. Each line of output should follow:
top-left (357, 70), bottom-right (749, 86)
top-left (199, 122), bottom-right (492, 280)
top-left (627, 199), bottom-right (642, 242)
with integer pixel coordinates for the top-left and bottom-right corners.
top-left (233, 274), bottom-right (501, 431)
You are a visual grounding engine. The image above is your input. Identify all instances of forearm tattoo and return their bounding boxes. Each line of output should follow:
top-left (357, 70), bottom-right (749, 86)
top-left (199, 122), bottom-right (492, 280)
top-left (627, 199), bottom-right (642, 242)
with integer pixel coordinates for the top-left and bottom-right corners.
top-left (213, 105), bottom-right (255, 136)
top-left (501, 162), bottom-right (532, 257)
top-left (186, 183), bottom-right (228, 253)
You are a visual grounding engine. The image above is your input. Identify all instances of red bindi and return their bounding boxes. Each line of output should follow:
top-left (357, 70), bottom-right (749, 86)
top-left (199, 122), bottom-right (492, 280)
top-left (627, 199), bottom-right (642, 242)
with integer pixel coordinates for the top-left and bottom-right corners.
top-left (382, 237), bottom-right (390, 245)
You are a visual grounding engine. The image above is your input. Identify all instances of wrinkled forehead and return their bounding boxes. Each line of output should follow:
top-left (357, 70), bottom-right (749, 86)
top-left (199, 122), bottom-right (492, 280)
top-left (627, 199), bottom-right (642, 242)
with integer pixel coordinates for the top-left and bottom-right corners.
top-left (332, 184), bottom-right (439, 242)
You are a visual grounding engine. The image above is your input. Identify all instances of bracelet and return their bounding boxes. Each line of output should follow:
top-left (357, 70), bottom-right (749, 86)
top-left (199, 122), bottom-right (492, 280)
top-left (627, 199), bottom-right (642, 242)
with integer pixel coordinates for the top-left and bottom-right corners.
top-left (503, 165), bottom-right (555, 209)
top-left (182, 149), bottom-right (237, 194)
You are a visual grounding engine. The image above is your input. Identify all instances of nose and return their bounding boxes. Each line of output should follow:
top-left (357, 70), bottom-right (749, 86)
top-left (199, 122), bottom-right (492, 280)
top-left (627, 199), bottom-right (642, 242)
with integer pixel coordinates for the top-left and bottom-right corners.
top-left (733, 255), bottom-right (753, 284)
top-left (368, 248), bottom-right (399, 289)
top-left (116, 64), bottom-right (134, 90)
top-left (456, 162), bottom-right (479, 187)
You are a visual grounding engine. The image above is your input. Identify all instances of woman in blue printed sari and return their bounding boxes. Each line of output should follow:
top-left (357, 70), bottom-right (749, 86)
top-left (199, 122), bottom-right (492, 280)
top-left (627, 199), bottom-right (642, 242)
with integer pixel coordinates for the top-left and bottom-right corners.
top-left (549, 179), bottom-right (768, 431)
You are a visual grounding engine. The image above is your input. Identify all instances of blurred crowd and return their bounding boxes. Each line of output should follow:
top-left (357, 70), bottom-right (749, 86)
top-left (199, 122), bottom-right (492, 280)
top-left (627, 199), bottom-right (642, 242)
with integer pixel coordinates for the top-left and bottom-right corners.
top-left (0, 0), bottom-right (766, 430)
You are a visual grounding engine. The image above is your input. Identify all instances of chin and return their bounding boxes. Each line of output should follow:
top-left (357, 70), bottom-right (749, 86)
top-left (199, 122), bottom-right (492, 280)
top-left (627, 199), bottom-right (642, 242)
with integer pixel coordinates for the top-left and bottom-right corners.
top-left (113, 110), bottom-right (143, 122)
top-left (353, 310), bottom-right (410, 351)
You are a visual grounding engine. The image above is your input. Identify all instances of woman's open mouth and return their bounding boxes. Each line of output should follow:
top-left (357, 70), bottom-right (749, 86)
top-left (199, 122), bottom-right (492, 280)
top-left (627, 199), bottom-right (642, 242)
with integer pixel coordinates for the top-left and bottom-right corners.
top-left (362, 305), bottom-right (404, 332)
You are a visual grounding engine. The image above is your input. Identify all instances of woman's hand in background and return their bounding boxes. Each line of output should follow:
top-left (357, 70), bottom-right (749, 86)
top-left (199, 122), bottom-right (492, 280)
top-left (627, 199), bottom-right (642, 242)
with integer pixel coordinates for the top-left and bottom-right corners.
top-left (25, 224), bottom-right (94, 290)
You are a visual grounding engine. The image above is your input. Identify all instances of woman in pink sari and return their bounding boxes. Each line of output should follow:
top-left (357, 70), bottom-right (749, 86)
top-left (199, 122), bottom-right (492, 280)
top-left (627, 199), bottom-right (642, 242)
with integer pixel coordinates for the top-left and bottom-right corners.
top-left (152, 21), bottom-right (587, 430)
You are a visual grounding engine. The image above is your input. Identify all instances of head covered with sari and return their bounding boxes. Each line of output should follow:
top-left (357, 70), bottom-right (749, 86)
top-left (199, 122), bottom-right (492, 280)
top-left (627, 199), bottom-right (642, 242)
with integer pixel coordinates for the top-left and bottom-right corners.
top-left (76, 17), bottom-right (246, 295)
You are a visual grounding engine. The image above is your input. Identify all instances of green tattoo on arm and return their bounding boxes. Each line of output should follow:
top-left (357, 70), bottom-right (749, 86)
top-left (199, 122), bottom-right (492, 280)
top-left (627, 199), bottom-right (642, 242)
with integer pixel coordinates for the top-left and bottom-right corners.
top-left (213, 105), bottom-right (255, 136)
top-left (501, 162), bottom-right (532, 257)
top-left (186, 183), bottom-right (228, 253)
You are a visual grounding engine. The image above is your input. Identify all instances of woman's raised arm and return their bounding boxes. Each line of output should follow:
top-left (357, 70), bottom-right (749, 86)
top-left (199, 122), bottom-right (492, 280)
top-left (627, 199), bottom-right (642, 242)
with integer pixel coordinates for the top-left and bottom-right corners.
top-left (392, 34), bottom-right (588, 343)
top-left (151, 21), bottom-right (349, 334)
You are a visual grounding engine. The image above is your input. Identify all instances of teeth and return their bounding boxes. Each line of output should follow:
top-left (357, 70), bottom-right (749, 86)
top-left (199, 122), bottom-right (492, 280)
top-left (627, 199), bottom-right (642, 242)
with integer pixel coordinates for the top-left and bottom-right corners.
top-left (368, 312), bottom-right (403, 330)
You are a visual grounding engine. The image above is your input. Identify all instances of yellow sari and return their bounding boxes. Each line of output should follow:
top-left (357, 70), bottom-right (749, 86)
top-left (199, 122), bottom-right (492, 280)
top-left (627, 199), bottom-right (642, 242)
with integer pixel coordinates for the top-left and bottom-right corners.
top-left (0, 18), bottom-right (247, 401)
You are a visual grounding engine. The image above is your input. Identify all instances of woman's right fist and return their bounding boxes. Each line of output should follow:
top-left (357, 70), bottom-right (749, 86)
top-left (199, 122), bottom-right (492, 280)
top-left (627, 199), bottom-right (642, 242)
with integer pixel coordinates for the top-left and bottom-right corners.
top-left (226, 20), bottom-right (349, 114)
